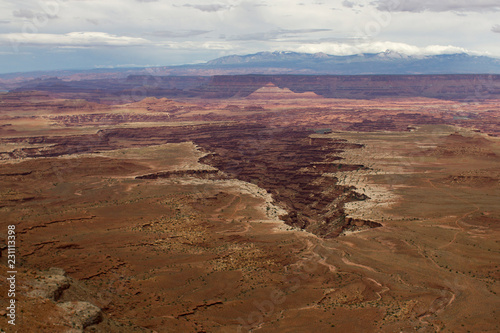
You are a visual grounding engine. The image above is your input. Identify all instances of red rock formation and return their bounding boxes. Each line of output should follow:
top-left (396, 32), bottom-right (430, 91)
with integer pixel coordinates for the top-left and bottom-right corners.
top-left (246, 83), bottom-right (323, 99)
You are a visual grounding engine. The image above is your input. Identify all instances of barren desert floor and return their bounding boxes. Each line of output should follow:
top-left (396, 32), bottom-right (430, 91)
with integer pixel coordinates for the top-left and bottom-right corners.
top-left (0, 92), bottom-right (499, 332)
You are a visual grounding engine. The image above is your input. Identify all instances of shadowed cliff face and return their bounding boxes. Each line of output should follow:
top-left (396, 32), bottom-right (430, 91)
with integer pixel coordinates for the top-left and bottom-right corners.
top-left (189, 126), bottom-right (381, 238)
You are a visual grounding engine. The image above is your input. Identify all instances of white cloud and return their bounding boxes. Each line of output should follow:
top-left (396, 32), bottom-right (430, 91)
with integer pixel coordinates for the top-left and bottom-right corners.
top-left (374, 0), bottom-right (500, 13)
top-left (492, 24), bottom-right (500, 33)
top-left (0, 32), bottom-right (151, 47)
top-left (294, 40), bottom-right (469, 56)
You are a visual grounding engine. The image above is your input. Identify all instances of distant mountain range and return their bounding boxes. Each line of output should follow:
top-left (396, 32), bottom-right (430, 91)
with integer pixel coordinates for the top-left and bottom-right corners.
top-left (1, 51), bottom-right (500, 90)
top-left (203, 51), bottom-right (500, 75)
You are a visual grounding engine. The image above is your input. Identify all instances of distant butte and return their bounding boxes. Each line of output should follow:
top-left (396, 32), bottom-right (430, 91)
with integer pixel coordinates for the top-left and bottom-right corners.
top-left (246, 83), bottom-right (323, 99)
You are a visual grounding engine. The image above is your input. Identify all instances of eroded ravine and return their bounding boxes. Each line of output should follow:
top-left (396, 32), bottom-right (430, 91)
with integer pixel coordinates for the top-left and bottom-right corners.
top-left (1, 123), bottom-right (381, 238)
top-left (193, 126), bottom-right (382, 238)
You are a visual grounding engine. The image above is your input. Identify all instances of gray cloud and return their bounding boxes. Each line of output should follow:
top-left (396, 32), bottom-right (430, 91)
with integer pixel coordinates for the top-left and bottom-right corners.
top-left (293, 36), bottom-right (366, 44)
top-left (13, 9), bottom-right (35, 19)
top-left (183, 4), bottom-right (232, 12)
top-left (2, 0), bottom-right (500, 73)
top-left (13, 8), bottom-right (58, 20)
top-left (136, 0), bottom-right (159, 2)
top-left (374, 0), bottom-right (500, 12)
top-left (0, 20), bottom-right (10, 24)
top-left (342, 0), bottom-right (356, 8)
top-left (86, 19), bottom-right (100, 25)
top-left (227, 28), bottom-right (331, 41)
top-left (146, 30), bottom-right (211, 38)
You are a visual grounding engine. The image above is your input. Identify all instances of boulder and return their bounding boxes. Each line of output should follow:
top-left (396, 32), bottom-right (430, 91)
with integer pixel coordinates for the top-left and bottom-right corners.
top-left (58, 301), bottom-right (102, 329)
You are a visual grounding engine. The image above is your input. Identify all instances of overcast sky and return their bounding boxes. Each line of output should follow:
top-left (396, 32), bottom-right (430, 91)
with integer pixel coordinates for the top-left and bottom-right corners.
top-left (0, 0), bottom-right (499, 73)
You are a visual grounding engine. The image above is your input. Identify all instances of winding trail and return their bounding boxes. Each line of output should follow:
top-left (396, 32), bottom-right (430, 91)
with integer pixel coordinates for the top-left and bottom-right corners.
top-left (423, 178), bottom-right (480, 249)
top-left (341, 257), bottom-right (376, 272)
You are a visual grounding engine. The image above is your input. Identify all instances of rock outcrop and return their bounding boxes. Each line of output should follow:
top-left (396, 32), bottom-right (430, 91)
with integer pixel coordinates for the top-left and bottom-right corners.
top-left (246, 83), bottom-right (323, 99)
top-left (28, 267), bottom-right (70, 301)
top-left (57, 301), bottom-right (103, 330)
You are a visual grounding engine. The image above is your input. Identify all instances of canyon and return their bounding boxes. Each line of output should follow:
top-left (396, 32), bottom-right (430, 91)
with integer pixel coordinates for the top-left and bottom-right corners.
top-left (0, 79), bottom-right (499, 332)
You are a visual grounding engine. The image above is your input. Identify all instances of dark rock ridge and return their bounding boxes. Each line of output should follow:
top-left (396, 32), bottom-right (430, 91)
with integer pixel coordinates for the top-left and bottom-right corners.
top-left (135, 169), bottom-right (219, 179)
top-left (194, 74), bottom-right (500, 100)
top-left (10, 74), bottom-right (500, 102)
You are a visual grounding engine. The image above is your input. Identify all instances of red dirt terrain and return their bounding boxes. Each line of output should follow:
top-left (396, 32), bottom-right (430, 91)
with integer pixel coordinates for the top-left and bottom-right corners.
top-left (0, 89), bottom-right (499, 332)
top-left (7, 74), bottom-right (500, 103)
